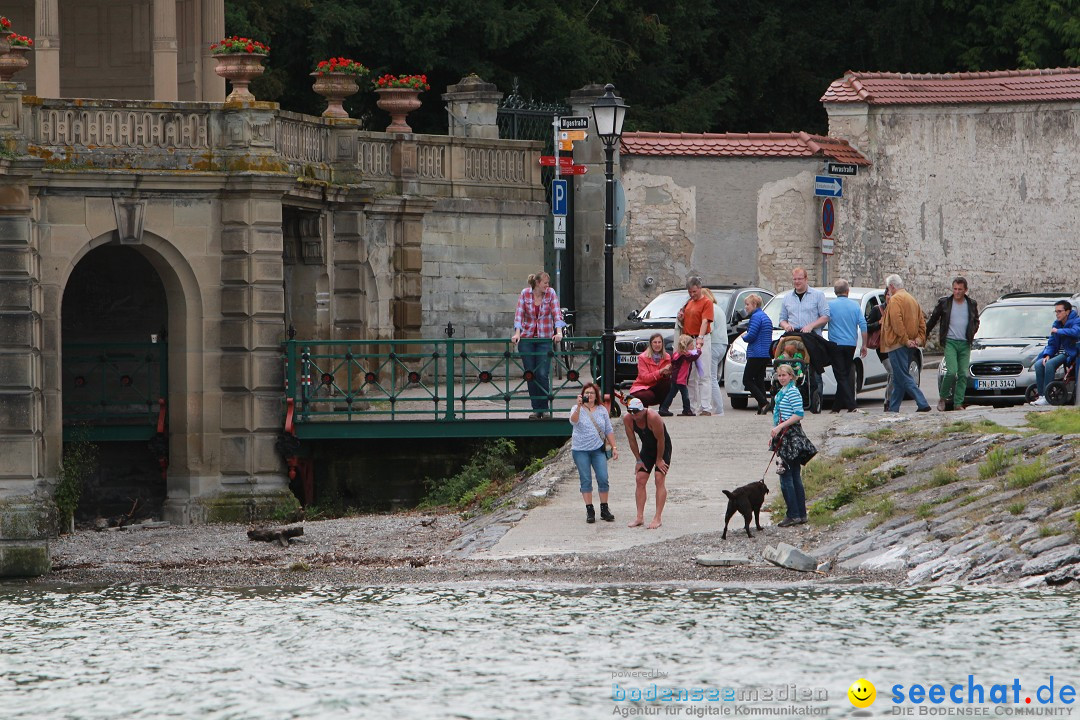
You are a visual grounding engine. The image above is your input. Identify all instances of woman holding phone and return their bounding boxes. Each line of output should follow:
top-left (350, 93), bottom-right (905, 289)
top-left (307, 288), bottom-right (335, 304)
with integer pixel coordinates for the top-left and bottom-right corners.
top-left (569, 382), bottom-right (618, 523)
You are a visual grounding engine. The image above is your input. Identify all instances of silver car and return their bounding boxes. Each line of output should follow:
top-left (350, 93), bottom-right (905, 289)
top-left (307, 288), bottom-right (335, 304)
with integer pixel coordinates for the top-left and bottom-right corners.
top-left (937, 293), bottom-right (1063, 406)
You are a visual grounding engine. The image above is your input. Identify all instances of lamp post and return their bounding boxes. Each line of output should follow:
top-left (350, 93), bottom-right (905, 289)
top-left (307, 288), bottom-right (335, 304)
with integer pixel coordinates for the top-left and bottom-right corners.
top-left (591, 84), bottom-right (628, 408)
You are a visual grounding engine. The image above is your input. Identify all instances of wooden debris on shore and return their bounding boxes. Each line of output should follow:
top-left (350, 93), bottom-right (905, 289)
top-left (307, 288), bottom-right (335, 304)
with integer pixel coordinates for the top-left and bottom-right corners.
top-left (247, 525), bottom-right (304, 547)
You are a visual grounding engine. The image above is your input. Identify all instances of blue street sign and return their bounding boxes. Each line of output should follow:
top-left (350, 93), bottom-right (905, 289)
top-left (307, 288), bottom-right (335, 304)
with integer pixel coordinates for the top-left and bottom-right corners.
top-left (552, 179), bottom-right (568, 216)
top-left (815, 175), bottom-right (843, 197)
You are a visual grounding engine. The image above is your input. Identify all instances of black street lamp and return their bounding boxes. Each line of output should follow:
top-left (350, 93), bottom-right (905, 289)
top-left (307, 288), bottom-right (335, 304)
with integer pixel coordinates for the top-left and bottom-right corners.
top-left (591, 84), bottom-right (628, 408)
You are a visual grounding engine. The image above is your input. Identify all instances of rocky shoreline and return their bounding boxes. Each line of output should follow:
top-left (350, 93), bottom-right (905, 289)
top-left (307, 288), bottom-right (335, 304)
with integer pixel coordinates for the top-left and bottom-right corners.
top-left (11, 409), bottom-right (1080, 590)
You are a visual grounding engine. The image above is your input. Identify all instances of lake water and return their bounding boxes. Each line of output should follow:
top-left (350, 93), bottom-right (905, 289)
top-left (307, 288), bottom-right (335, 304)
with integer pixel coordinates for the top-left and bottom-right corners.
top-left (2, 584), bottom-right (1077, 719)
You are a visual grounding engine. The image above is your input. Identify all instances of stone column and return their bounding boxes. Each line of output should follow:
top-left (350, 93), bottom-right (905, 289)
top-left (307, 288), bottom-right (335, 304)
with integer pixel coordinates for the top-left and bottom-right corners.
top-left (199, 0), bottom-right (225, 101)
top-left (34, 0), bottom-right (60, 98)
top-left (0, 154), bottom-right (49, 576)
top-left (441, 74), bottom-right (503, 139)
top-left (210, 175), bottom-right (298, 521)
top-left (366, 198), bottom-right (435, 340)
top-left (153, 0), bottom-right (179, 101)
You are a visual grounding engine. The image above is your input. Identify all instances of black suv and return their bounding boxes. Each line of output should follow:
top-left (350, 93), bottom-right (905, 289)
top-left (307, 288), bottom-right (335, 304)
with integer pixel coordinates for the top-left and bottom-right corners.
top-left (614, 285), bottom-right (774, 385)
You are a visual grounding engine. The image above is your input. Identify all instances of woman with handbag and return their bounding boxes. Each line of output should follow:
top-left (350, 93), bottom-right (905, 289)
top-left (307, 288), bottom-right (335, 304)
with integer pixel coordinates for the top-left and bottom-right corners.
top-left (569, 382), bottom-right (619, 523)
top-left (769, 364), bottom-right (809, 527)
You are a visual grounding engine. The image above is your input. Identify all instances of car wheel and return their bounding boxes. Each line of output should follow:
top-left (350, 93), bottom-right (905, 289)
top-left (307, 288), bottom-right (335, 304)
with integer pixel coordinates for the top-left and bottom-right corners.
top-left (1045, 381), bottom-right (1069, 406)
top-left (730, 395), bottom-right (749, 410)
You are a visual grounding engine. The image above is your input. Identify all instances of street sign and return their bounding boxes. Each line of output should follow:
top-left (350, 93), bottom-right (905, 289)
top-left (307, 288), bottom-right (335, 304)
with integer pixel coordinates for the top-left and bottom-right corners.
top-left (821, 198), bottom-right (835, 238)
top-left (814, 175), bottom-right (843, 197)
top-left (551, 179), bottom-right (567, 216)
top-left (554, 216), bottom-right (566, 233)
top-left (826, 162), bottom-right (858, 176)
top-left (539, 155), bottom-right (575, 166)
top-left (821, 238), bottom-right (835, 255)
top-left (553, 232), bottom-right (567, 250)
top-left (559, 116), bottom-right (589, 130)
top-left (559, 130), bottom-right (587, 141)
top-left (561, 165), bottom-right (588, 175)
top-left (558, 140), bottom-right (575, 152)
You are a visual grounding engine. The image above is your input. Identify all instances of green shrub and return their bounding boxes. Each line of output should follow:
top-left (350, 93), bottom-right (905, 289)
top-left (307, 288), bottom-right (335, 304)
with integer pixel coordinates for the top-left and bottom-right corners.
top-left (978, 447), bottom-right (1015, 479)
top-left (1007, 502), bottom-right (1026, 515)
top-left (1005, 460), bottom-right (1047, 490)
top-left (55, 435), bottom-right (99, 534)
top-left (1037, 524), bottom-right (1062, 538)
top-left (422, 438), bottom-right (518, 510)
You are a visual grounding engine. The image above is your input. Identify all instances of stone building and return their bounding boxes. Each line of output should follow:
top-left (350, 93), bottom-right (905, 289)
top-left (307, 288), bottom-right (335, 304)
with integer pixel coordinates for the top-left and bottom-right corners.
top-left (0, 15), bottom-right (545, 576)
top-left (607, 131), bottom-right (867, 317)
top-left (822, 68), bottom-right (1080, 308)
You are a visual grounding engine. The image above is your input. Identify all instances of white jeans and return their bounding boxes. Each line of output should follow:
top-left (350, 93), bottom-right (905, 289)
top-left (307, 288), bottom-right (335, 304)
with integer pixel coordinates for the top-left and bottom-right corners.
top-left (709, 343), bottom-right (727, 414)
top-left (688, 340), bottom-right (713, 413)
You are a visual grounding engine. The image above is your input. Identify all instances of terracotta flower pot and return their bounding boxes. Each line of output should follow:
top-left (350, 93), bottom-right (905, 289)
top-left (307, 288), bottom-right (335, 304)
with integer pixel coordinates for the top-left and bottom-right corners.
top-left (213, 52), bottom-right (267, 102)
top-left (0, 36), bottom-right (10, 58)
top-left (375, 87), bottom-right (423, 133)
top-left (311, 72), bottom-right (360, 119)
top-left (0, 45), bottom-right (31, 82)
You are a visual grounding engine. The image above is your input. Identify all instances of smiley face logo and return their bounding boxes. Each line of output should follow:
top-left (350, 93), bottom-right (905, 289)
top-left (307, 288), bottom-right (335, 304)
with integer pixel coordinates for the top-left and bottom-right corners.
top-left (848, 679), bottom-right (876, 708)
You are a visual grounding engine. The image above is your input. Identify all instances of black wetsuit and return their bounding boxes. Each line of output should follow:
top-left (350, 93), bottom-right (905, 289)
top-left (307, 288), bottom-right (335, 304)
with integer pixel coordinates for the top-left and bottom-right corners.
top-left (632, 417), bottom-right (673, 473)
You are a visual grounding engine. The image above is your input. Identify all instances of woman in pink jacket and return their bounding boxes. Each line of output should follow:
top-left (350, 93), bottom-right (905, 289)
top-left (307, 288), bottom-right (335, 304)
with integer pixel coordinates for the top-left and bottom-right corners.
top-left (627, 333), bottom-right (672, 407)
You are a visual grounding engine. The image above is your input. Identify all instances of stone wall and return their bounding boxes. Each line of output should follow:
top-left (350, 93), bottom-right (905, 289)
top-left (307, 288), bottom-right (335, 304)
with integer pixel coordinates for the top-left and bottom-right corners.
top-left (757, 170), bottom-right (822, 294)
top-left (827, 102), bottom-right (1080, 308)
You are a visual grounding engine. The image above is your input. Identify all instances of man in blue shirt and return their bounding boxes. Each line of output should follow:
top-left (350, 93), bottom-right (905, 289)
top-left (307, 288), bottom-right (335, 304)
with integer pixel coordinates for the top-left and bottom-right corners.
top-left (827, 279), bottom-right (867, 412)
top-left (779, 267), bottom-right (830, 413)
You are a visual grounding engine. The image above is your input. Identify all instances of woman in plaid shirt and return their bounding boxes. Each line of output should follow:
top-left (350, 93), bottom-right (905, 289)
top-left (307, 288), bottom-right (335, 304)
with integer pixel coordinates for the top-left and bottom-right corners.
top-left (511, 272), bottom-right (565, 418)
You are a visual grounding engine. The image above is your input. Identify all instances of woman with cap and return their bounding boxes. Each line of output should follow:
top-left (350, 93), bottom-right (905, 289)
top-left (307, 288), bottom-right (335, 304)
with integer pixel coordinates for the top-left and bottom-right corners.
top-left (622, 396), bottom-right (673, 529)
top-left (569, 382), bottom-right (618, 523)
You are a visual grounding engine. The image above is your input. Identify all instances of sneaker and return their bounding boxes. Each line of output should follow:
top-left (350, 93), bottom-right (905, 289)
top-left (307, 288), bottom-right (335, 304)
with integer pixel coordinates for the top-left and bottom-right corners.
top-left (680, 410), bottom-right (695, 416)
top-left (658, 409), bottom-right (673, 417)
top-left (699, 411), bottom-right (712, 416)
top-left (586, 505), bottom-right (596, 524)
top-left (794, 517), bottom-right (808, 525)
top-left (916, 406), bottom-right (932, 413)
top-left (777, 517), bottom-right (796, 527)
top-left (1032, 397), bottom-right (1050, 407)
top-left (600, 504), bottom-right (615, 522)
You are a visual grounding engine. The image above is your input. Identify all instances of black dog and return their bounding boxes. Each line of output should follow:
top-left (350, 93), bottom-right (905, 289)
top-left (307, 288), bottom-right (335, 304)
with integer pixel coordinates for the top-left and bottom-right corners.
top-left (721, 479), bottom-right (769, 539)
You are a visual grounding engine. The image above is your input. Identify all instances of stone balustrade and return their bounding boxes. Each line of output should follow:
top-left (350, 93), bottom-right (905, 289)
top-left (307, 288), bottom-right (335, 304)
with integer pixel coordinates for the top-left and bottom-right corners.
top-left (20, 97), bottom-right (541, 200)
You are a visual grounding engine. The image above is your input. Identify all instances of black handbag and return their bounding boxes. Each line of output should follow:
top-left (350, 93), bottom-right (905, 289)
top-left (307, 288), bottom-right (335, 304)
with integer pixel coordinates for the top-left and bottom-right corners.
top-left (769, 423), bottom-right (818, 466)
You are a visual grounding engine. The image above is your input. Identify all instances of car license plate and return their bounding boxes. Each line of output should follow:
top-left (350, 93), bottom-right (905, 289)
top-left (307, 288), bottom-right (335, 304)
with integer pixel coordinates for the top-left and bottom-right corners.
top-left (617, 355), bottom-right (638, 365)
top-left (975, 378), bottom-right (1016, 390)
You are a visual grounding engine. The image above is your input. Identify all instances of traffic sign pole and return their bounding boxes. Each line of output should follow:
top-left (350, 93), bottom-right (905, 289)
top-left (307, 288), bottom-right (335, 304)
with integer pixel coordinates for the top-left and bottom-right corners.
top-left (553, 117), bottom-right (563, 303)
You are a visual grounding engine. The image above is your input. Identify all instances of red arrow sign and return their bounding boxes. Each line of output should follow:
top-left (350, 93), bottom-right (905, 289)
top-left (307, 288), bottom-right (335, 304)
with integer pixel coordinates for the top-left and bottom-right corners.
top-left (562, 165), bottom-right (588, 175)
top-left (539, 155), bottom-right (575, 166)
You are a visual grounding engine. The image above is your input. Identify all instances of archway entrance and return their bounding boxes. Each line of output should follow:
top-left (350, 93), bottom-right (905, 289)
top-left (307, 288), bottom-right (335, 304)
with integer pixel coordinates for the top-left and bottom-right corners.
top-left (62, 245), bottom-right (169, 523)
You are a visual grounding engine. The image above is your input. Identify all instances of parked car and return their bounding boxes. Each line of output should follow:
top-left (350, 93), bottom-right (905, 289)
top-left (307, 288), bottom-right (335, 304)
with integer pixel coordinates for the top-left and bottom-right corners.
top-left (614, 285), bottom-right (774, 386)
top-left (725, 288), bottom-right (921, 409)
top-left (938, 293), bottom-right (1066, 406)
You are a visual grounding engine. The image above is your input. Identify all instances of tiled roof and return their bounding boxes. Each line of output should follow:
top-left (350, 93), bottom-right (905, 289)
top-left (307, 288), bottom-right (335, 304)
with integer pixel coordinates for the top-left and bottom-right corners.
top-left (619, 131), bottom-right (869, 165)
top-left (821, 68), bottom-right (1080, 105)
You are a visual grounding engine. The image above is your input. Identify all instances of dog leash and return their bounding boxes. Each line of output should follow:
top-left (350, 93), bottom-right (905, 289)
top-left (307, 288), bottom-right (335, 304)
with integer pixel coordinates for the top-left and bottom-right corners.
top-left (760, 429), bottom-right (785, 482)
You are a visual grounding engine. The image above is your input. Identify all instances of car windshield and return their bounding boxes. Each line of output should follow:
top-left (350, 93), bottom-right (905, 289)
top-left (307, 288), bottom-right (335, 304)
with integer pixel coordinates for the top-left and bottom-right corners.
top-left (638, 290), bottom-right (732, 320)
top-left (976, 304), bottom-right (1057, 340)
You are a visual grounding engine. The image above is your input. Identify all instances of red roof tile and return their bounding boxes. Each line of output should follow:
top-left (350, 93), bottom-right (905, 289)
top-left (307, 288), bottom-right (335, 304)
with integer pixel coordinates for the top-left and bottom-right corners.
top-left (821, 68), bottom-right (1080, 105)
top-left (619, 132), bottom-right (869, 165)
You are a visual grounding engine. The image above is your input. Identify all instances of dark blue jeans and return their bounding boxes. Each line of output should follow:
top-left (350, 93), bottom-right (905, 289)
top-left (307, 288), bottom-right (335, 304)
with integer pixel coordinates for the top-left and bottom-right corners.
top-left (519, 338), bottom-right (551, 411)
top-left (887, 345), bottom-right (929, 412)
top-left (1035, 352), bottom-right (1068, 396)
top-left (779, 462), bottom-right (806, 520)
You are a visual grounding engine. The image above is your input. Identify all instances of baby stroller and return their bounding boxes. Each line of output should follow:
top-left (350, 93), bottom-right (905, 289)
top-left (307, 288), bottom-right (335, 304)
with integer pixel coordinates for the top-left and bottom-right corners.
top-left (1045, 360), bottom-right (1077, 406)
top-left (770, 335), bottom-right (811, 407)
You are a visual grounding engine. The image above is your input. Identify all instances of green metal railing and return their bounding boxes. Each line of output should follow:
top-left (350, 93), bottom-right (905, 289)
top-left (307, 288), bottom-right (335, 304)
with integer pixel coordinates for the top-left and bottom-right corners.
top-left (62, 341), bottom-right (168, 441)
top-left (283, 337), bottom-right (602, 430)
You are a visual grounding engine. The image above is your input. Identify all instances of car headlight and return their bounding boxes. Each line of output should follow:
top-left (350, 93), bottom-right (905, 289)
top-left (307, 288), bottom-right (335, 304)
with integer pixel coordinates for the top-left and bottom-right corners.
top-left (728, 346), bottom-right (746, 363)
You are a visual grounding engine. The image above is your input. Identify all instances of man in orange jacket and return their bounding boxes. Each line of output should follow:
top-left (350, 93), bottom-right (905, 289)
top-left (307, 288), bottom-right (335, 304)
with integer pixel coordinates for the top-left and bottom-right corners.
top-left (881, 274), bottom-right (931, 413)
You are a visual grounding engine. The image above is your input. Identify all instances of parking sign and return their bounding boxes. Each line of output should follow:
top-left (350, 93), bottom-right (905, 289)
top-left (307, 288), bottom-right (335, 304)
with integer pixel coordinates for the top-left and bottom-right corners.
top-left (551, 179), bottom-right (567, 216)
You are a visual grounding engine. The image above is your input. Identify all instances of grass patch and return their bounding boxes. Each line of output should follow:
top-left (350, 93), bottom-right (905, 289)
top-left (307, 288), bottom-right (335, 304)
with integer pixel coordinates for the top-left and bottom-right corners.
top-left (915, 503), bottom-right (935, 519)
top-left (978, 447), bottom-right (1016, 479)
top-left (863, 497), bottom-right (897, 529)
top-left (943, 420), bottom-right (973, 434)
top-left (930, 464), bottom-right (961, 487)
top-left (1005, 459), bottom-right (1047, 490)
top-left (1026, 408), bottom-right (1080, 435)
top-left (422, 438), bottom-right (518, 510)
top-left (288, 561), bottom-right (311, 572)
top-left (1074, 511), bottom-right (1080, 532)
top-left (1038, 524), bottom-right (1062, 538)
top-left (865, 428), bottom-right (895, 441)
top-left (1007, 501), bottom-right (1026, 516)
top-left (840, 446), bottom-right (874, 460)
